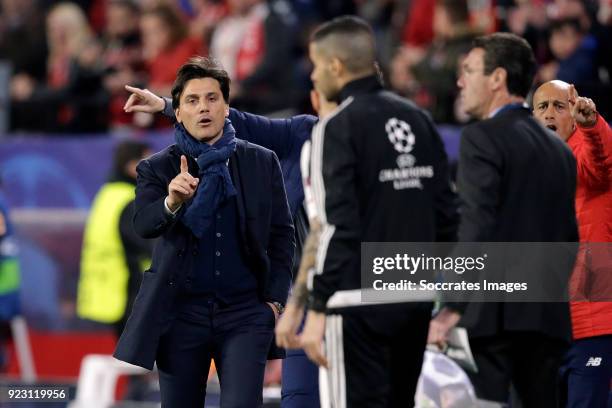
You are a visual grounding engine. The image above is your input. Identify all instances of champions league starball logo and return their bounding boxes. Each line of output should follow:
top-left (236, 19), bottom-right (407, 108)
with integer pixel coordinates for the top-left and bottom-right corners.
top-left (386, 117), bottom-right (415, 153)
top-left (379, 117), bottom-right (433, 190)
top-left (385, 118), bottom-right (416, 168)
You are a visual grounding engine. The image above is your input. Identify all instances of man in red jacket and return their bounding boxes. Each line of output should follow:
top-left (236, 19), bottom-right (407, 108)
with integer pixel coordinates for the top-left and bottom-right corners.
top-left (533, 80), bottom-right (612, 408)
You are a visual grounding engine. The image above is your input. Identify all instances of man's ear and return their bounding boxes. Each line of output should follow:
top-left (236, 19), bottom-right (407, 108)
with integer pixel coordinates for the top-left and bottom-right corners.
top-left (175, 108), bottom-right (181, 123)
top-left (490, 67), bottom-right (507, 92)
top-left (330, 57), bottom-right (343, 77)
top-left (224, 104), bottom-right (230, 118)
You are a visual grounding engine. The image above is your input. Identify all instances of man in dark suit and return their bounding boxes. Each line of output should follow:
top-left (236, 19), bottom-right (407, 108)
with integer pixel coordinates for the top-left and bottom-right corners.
top-left (113, 56), bottom-right (295, 408)
top-left (427, 33), bottom-right (579, 407)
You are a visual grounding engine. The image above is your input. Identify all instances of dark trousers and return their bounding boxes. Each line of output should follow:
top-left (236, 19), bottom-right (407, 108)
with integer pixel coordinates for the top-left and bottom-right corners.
top-left (560, 335), bottom-right (612, 408)
top-left (281, 348), bottom-right (319, 408)
top-left (468, 332), bottom-right (568, 407)
top-left (281, 312), bottom-right (319, 408)
top-left (322, 302), bottom-right (432, 408)
top-left (156, 296), bottom-right (275, 408)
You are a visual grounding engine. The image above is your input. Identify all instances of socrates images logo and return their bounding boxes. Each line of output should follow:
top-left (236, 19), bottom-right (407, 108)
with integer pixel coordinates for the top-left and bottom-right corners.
top-left (385, 117), bottom-right (415, 154)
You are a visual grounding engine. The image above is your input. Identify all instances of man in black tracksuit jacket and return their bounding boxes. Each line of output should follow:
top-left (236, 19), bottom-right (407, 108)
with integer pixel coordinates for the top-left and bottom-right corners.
top-left (299, 16), bottom-right (459, 407)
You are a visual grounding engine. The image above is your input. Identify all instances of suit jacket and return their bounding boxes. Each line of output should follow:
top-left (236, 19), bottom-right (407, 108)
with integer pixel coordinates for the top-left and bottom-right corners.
top-left (114, 139), bottom-right (295, 369)
top-left (450, 106), bottom-right (579, 342)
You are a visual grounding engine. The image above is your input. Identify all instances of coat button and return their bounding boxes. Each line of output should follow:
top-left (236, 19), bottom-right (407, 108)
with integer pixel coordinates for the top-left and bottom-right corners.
top-left (216, 251), bottom-right (221, 257)
top-left (216, 233), bottom-right (222, 238)
top-left (215, 270), bottom-right (221, 276)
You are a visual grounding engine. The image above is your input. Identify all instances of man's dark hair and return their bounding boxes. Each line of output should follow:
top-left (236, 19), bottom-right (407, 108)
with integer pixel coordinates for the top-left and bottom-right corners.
top-left (171, 56), bottom-right (231, 109)
top-left (311, 15), bottom-right (374, 43)
top-left (143, 5), bottom-right (187, 46)
top-left (550, 18), bottom-right (584, 35)
top-left (472, 33), bottom-right (536, 98)
top-left (113, 140), bottom-right (150, 178)
top-left (310, 15), bottom-right (376, 75)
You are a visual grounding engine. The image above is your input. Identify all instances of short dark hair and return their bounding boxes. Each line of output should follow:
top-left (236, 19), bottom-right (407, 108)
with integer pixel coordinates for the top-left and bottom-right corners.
top-left (472, 33), bottom-right (536, 98)
top-left (310, 15), bottom-right (376, 74)
top-left (171, 56), bottom-right (231, 109)
top-left (550, 18), bottom-right (584, 35)
top-left (113, 140), bottom-right (150, 177)
top-left (311, 15), bottom-right (373, 43)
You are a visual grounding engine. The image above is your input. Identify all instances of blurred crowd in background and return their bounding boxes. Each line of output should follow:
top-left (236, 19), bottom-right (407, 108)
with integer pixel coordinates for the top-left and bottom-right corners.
top-left (1, 0), bottom-right (612, 136)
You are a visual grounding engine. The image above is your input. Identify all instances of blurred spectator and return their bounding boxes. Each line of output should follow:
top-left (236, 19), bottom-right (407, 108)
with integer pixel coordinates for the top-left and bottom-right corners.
top-left (77, 140), bottom-right (153, 338)
top-left (208, 0), bottom-right (251, 81)
top-left (101, 0), bottom-right (145, 130)
top-left (0, 175), bottom-right (20, 371)
top-left (187, 0), bottom-right (228, 47)
top-left (548, 0), bottom-right (593, 31)
top-left (354, 0), bottom-right (398, 67)
top-left (599, 0), bottom-right (612, 25)
top-left (0, 0), bottom-right (48, 82)
top-left (504, 0), bottom-right (551, 64)
top-left (138, 4), bottom-right (202, 127)
top-left (391, 0), bottom-right (478, 123)
top-left (538, 18), bottom-right (598, 85)
top-left (596, 0), bottom-right (612, 81)
top-left (391, 0), bottom-right (435, 96)
top-left (210, 0), bottom-right (298, 114)
top-left (399, 0), bottom-right (435, 49)
top-left (9, 2), bottom-right (109, 133)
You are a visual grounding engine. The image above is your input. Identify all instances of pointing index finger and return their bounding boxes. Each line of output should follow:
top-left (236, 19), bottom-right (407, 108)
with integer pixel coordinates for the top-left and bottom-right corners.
top-left (124, 85), bottom-right (146, 96)
top-left (180, 155), bottom-right (189, 174)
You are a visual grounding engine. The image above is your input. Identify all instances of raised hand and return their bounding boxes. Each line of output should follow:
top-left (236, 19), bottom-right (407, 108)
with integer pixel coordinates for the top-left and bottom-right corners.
top-left (167, 155), bottom-right (199, 212)
top-left (123, 85), bottom-right (166, 114)
top-left (569, 84), bottom-right (597, 127)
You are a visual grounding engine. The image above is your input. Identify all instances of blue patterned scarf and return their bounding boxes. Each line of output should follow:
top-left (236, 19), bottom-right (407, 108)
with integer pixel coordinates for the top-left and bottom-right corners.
top-left (174, 119), bottom-right (237, 238)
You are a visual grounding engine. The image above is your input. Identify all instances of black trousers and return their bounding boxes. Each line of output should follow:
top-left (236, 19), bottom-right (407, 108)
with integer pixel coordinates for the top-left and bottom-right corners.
top-left (322, 302), bottom-right (432, 408)
top-left (468, 332), bottom-right (568, 407)
top-left (156, 296), bottom-right (275, 408)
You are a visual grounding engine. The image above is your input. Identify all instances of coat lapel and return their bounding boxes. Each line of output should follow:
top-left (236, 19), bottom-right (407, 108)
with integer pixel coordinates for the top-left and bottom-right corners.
top-left (230, 140), bottom-right (249, 242)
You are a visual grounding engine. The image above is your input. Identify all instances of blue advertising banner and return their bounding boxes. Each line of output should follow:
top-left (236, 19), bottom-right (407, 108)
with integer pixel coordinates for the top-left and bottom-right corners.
top-left (0, 132), bottom-right (174, 209)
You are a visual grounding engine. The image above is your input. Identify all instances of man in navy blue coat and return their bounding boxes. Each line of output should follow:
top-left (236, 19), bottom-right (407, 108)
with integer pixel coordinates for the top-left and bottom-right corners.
top-left (122, 81), bottom-right (325, 408)
top-left (114, 56), bottom-right (295, 408)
